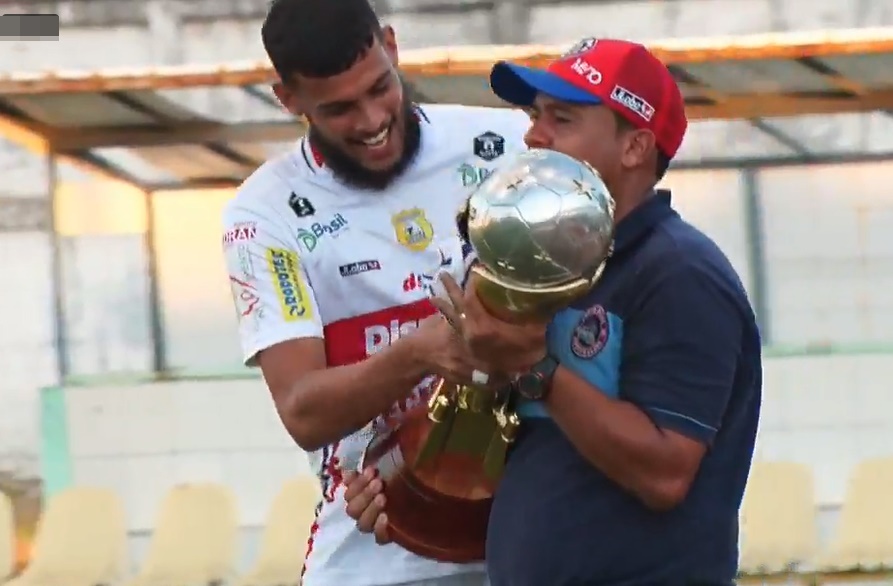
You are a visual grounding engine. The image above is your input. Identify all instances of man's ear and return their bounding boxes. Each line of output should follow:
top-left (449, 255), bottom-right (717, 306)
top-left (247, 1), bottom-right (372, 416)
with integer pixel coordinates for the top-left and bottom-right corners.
top-left (381, 25), bottom-right (398, 66)
top-left (272, 82), bottom-right (303, 117)
top-left (620, 129), bottom-right (656, 171)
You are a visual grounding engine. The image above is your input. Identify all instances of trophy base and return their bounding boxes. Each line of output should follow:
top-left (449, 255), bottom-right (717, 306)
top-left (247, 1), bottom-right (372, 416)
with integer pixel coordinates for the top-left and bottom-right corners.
top-left (363, 400), bottom-right (502, 563)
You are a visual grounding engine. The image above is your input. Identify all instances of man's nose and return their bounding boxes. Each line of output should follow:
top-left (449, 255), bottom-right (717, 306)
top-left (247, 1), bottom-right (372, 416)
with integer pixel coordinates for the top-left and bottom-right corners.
top-left (357, 102), bottom-right (389, 134)
top-left (524, 123), bottom-right (551, 149)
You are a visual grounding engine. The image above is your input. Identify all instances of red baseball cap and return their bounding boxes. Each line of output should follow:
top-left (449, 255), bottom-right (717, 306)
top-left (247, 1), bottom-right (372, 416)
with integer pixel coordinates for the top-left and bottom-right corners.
top-left (490, 38), bottom-right (688, 159)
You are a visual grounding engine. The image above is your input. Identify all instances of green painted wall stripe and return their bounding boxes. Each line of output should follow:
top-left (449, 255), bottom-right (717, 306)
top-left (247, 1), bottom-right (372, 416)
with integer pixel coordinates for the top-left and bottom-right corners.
top-left (39, 346), bottom-right (891, 500)
top-left (39, 386), bottom-right (73, 499)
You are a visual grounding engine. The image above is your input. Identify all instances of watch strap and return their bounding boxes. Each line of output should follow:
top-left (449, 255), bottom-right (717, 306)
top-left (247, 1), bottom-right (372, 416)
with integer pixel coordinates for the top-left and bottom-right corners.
top-left (516, 354), bottom-right (559, 401)
top-left (532, 354), bottom-right (560, 387)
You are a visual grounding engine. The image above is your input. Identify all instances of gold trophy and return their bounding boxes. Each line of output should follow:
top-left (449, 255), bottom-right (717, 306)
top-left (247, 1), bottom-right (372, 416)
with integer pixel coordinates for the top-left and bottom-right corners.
top-left (363, 149), bottom-right (615, 562)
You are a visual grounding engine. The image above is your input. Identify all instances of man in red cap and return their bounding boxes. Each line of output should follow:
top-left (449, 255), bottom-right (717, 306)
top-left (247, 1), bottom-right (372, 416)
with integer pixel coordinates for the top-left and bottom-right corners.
top-left (345, 38), bottom-right (761, 586)
top-left (489, 36), bottom-right (687, 219)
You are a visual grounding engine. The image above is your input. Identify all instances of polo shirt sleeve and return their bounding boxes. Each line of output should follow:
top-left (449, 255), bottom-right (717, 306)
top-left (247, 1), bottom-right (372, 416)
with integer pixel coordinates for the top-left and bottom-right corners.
top-left (619, 264), bottom-right (743, 445)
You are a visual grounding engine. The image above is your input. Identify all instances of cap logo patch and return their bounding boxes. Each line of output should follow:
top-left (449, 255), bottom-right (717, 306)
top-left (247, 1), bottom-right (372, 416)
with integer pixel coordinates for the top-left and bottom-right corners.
top-left (562, 37), bottom-right (597, 58)
top-left (610, 85), bottom-right (655, 122)
top-left (569, 57), bottom-right (602, 86)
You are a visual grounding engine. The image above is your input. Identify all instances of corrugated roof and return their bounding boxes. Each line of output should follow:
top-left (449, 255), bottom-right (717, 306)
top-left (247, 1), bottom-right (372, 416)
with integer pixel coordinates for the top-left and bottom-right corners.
top-left (2, 27), bottom-right (893, 190)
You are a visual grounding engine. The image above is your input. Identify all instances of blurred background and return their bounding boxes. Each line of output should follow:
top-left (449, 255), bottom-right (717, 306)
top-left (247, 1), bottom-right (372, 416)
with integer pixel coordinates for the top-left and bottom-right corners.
top-left (1, 0), bottom-right (893, 583)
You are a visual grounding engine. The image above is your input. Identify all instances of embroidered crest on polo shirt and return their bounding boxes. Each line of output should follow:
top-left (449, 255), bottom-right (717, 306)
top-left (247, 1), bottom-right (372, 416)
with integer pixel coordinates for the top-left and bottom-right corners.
top-left (610, 85), bottom-right (655, 122)
top-left (571, 305), bottom-right (610, 358)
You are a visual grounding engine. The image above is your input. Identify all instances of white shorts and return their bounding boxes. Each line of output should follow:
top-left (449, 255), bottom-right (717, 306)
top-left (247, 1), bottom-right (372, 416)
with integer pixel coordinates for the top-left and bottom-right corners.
top-left (395, 572), bottom-right (489, 586)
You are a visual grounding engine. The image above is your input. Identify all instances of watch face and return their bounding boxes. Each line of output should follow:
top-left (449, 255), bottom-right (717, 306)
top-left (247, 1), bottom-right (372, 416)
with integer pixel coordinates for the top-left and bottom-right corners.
top-left (518, 373), bottom-right (544, 400)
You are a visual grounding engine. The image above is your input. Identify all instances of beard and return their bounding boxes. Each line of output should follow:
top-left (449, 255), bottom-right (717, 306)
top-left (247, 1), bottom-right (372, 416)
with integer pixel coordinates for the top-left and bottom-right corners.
top-left (307, 92), bottom-right (422, 191)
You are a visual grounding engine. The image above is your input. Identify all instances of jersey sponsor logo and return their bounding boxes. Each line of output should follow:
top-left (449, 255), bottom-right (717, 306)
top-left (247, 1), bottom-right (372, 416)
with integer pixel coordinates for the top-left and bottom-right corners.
top-left (296, 213), bottom-right (348, 252)
top-left (458, 163), bottom-right (493, 187)
top-left (392, 208), bottom-right (434, 252)
top-left (571, 304), bottom-right (609, 358)
top-left (610, 85), bottom-right (655, 122)
top-left (365, 318), bottom-right (420, 356)
top-left (288, 193), bottom-right (315, 218)
top-left (339, 259), bottom-right (381, 277)
top-left (323, 299), bottom-right (436, 367)
top-left (229, 275), bottom-right (262, 318)
top-left (473, 131), bottom-right (505, 161)
top-left (235, 244), bottom-right (255, 280)
top-left (265, 248), bottom-right (313, 321)
top-left (402, 272), bottom-right (429, 292)
top-left (222, 222), bottom-right (256, 247)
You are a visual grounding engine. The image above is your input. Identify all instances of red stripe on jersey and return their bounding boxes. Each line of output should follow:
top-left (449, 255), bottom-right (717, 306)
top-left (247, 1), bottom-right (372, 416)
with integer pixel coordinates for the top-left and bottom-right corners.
top-left (303, 298), bottom-right (439, 574)
top-left (323, 299), bottom-right (438, 367)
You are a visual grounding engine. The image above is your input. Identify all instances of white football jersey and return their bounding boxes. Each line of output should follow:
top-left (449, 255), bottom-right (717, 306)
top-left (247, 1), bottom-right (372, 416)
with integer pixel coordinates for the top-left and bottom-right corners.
top-left (221, 104), bottom-right (529, 586)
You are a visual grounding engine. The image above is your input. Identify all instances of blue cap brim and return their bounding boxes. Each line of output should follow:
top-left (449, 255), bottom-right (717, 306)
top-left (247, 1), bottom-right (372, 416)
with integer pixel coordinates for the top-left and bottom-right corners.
top-left (490, 61), bottom-right (603, 107)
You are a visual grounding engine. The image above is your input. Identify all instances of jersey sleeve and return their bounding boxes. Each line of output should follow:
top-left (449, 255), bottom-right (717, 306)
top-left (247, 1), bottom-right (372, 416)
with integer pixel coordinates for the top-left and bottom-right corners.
top-left (221, 201), bottom-right (323, 366)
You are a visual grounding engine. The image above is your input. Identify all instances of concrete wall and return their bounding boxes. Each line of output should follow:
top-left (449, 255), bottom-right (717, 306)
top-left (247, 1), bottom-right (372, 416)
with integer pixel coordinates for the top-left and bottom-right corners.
top-left (56, 352), bottom-right (893, 511)
top-left (3, 0), bottom-right (892, 73)
top-left (44, 346), bottom-right (892, 571)
top-left (7, 160), bottom-right (893, 479)
top-left (36, 162), bottom-right (893, 514)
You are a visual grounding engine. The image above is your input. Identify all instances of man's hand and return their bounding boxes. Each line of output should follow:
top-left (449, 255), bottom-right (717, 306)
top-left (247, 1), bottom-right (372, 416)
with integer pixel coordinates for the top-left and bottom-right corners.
top-left (343, 468), bottom-right (390, 544)
top-left (432, 272), bottom-right (549, 374)
top-left (409, 315), bottom-right (507, 388)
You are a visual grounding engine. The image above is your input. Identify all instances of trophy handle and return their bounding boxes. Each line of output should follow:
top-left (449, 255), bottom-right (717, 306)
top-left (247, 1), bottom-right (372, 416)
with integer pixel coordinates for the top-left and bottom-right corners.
top-left (414, 379), bottom-right (459, 468)
top-left (482, 388), bottom-right (520, 480)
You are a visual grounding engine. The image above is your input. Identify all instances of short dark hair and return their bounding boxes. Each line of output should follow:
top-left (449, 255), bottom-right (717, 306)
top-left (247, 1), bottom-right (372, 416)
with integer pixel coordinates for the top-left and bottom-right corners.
top-left (613, 111), bottom-right (671, 181)
top-left (262, 0), bottom-right (382, 82)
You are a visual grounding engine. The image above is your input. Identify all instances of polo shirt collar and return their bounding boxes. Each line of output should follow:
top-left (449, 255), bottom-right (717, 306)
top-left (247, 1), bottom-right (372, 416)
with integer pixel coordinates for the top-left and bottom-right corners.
top-left (612, 189), bottom-right (676, 254)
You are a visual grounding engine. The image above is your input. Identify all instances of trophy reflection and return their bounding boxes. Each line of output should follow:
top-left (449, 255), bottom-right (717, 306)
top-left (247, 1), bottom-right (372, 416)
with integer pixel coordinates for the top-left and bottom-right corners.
top-left (362, 149), bottom-right (615, 562)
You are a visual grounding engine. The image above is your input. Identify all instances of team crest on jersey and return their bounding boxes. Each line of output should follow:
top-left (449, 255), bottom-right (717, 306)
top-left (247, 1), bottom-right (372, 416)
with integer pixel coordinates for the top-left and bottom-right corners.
top-left (571, 305), bottom-right (609, 358)
top-left (392, 208), bottom-right (434, 251)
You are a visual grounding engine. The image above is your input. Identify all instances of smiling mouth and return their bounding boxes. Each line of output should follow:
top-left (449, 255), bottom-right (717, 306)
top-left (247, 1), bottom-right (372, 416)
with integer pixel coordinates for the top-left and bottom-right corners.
top-left (359, 126), bottom-right (391, 150)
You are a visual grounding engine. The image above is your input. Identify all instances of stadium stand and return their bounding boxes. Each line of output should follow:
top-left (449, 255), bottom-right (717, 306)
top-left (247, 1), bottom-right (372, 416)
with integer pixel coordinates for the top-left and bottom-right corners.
top-left (815, 457), bottom-right (893, 580)
top-left (124, 483), bottom-right (238, 586)
top-left (0, 492), bottom-right (11, 584)
top-left (6, 487), bottom-right (126, 586)
top-left (234, 477), bottom-right (320, 586)
top-left (1, 468), bottom-right (893, 583)
top-left (738, 461), bottom-right (819, 581)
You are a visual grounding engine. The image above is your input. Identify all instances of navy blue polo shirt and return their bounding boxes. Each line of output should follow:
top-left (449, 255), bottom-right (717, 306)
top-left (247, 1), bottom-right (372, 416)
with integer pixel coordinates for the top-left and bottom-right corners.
top-left (486, 191), bottom-right (761, 586)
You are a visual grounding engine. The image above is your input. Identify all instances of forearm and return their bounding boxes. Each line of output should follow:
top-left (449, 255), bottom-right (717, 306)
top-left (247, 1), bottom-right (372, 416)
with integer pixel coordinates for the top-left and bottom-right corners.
top-left (544, 366), bottom-right (688, 509)
top-left (280, 340), bottom-right (428, 451)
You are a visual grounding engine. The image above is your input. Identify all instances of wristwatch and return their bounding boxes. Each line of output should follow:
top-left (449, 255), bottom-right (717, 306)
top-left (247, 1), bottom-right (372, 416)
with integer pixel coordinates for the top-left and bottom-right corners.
top-left (514, 354), bottom-right (560, 401)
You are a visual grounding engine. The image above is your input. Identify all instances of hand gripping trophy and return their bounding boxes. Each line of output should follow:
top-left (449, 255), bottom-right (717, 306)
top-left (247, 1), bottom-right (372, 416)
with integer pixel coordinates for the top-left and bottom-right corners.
top-left (362, 149), bottom-right (616, 562)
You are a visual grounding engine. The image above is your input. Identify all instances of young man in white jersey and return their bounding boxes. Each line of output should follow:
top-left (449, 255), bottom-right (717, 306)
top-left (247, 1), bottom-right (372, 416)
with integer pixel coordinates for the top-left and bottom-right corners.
top-left (220, 0), bottom-right (528, 584)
